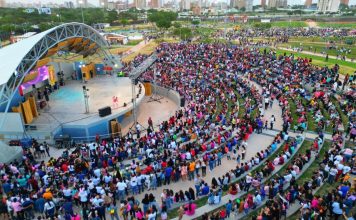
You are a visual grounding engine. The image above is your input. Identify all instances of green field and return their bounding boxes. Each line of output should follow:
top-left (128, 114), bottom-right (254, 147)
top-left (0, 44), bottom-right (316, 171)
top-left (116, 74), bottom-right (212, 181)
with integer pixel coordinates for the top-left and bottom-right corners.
top-left (271, 21), bottom-right (307, 28)
top-left (317, 22), bottom-right (356, 29)
top-left (279, 42), bottom-right (356, 59)
top-left (274, 48), bottom-right (356, 75)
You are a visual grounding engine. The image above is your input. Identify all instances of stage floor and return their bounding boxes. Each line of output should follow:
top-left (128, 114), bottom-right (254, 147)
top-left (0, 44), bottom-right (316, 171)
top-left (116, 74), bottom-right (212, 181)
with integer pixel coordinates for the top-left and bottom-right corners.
top-left (32, 75), bottom-right (141, 130)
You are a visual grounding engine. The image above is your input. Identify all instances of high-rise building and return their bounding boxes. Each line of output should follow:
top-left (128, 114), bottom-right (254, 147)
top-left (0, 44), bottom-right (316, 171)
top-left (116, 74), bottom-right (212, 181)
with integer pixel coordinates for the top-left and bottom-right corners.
top-left (340, 0), bottom-right (349, 5)
top-left (65, 1), bottom-right (75, 8)
top-left (305, 0), bottom-right (313, 7)
top-left (245, 0), bottom-right (253, 11)
top-left (134, 0), bottom-right (146, 8)
top-left (151, 0), bottom-right (160, 8)
top-left (99, 0), bottom-right (108, 8)
top-left (77, 0), bottom-right (88, 7)
top-left (181, 0), bottom-right (191, 10)
top-left (261, 0), bottom-right (266, 7)
top-left (317, 0), bottom-right (340, 11)
top-left (0, 0), bottom-right (6, 8)
top-left (268, 0), bottom-right (287, 8)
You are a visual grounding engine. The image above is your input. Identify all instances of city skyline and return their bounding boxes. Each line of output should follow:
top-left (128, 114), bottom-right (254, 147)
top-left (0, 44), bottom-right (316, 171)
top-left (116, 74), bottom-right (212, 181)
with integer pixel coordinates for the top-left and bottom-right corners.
top-left (4, 0), bottom-right (356, 6)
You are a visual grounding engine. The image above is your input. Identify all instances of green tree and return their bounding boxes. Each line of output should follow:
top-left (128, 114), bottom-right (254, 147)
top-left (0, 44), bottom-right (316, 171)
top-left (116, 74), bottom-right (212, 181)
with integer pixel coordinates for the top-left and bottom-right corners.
top-left (191, 20), bottom-right (200, 26)
top-left (173, 22), bottom-right (182, 28)
top-left (120, 19), bottom-right (129, 26)
top-left (173, 27), bottom-right (192, 40)
top-left (156, 19), bottom-right (171, 29)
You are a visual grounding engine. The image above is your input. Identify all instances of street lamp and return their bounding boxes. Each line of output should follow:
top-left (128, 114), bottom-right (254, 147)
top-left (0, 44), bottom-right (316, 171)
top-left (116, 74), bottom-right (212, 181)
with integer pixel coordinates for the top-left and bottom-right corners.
top-left (56, 14), bottom-right (62, 23)
top-left (79, 0), bottom-right (85, 23)
top-left (82, 86), bottom-right (90, 114)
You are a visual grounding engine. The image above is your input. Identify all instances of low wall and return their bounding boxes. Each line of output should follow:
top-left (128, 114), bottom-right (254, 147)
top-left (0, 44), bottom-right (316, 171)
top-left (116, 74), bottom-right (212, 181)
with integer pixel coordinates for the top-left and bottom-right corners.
top-left (152, 85), bottom-right (181, 107)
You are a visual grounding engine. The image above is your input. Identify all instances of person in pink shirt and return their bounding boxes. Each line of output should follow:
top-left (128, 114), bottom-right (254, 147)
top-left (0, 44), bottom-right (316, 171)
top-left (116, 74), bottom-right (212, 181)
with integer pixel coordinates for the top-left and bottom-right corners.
top-left (11, 198), bottom-right (22, 218)
top-left (184, 202), bottom-right (196, 216)
top-left (311, 196), bottom-right (319, 210)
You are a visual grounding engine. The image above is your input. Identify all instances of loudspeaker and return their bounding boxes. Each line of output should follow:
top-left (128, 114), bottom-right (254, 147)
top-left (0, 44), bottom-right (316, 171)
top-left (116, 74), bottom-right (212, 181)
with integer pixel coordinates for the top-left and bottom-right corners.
top-left (180, 97), bottom-right (185, 107)
top-left (98, 106), bottom-right (112, 117)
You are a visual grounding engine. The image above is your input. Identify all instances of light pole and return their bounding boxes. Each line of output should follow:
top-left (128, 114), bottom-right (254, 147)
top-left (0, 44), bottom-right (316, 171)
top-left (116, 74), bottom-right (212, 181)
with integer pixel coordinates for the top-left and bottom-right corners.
top-left (56, 14), bottom-right (62, 23)
top-left (79, 0), bottom-right (85, 23)
top-left (82, 86), bottom-right (90, 114)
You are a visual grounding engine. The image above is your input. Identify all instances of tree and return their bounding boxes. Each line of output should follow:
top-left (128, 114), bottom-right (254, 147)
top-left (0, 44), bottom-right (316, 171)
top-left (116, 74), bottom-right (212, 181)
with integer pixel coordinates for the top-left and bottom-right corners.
top-left (156, 19), bottom-right (171, 29)
top-left (191, 20), bottom-right (200, 26)
top-left (173, 22), bottom-right (182, 28)
top-left (173, 27), bottom-right (192, 40)
top-left (240, 7), bottom-right (246, 12)
top-left (120, 19), bottom-right (129, 26)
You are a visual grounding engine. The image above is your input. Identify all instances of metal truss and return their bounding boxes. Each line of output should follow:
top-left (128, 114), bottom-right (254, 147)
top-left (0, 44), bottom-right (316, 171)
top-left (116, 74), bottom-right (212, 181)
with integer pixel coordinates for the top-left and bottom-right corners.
top-left (0, 22), bottom-right (121, 129)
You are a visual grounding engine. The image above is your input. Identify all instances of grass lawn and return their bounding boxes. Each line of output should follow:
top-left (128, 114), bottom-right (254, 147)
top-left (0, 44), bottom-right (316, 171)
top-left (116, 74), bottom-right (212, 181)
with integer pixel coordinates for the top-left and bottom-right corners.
top-left (275, 48), bottom-right (356, 75)
top-left (279, 42), bottom-right (356, 59)
top-left (271, 21), bottom-right (307, 28)
top-left (121, 41), bottom-right (158, 63)
top-left (126, 39), bottom-right (143, 46)
top-left (317, 22), bottom-right (356, 29)
top-left (331, 97), bottom-right (349, 129)
top-left (109, 46), bottom-right (132, 55)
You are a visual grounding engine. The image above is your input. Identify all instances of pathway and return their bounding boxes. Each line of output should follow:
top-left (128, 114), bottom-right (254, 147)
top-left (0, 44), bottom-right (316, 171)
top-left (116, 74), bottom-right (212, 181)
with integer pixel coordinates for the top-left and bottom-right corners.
top-left (277, 47), bottom-right (356, 63)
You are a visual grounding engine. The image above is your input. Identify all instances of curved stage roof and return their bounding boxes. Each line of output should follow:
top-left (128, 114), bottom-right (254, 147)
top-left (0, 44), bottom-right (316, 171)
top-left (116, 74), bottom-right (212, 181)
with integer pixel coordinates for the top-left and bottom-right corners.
top-left (0, 22), bottom-right (122, 130)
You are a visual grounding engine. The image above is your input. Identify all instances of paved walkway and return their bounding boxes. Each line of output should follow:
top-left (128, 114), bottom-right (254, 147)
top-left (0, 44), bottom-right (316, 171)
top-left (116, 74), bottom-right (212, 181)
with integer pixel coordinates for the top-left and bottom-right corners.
top-left (171, 77), bottom-right (337, 219)
top-left (278, 47), bottom-right (356, 63)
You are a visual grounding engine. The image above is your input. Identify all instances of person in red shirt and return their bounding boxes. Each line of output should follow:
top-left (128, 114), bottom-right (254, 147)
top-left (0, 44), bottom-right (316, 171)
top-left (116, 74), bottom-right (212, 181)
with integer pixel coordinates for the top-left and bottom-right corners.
top-left (220, 208), bottom-right (226, 219)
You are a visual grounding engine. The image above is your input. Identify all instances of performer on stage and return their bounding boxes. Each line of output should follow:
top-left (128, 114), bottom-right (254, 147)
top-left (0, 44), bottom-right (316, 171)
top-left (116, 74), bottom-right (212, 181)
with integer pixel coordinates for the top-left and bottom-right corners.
top-left (112, 96), bottom-right (119, 108)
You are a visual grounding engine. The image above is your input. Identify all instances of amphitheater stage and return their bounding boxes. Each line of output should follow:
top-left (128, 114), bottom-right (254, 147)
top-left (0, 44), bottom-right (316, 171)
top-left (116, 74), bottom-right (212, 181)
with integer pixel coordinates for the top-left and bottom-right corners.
top-left (27, 75), bottom-right (145, 141)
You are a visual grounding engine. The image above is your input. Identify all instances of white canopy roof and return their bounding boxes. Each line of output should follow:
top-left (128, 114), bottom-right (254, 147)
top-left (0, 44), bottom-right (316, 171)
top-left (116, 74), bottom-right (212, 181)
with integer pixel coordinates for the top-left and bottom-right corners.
top-left (0, 27), bottom-right (57, 86)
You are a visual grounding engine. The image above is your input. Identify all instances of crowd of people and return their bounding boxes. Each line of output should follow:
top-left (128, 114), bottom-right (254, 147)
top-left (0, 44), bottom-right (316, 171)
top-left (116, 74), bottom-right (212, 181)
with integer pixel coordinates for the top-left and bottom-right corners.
top-left (0, 41), bottom-right (354, 220)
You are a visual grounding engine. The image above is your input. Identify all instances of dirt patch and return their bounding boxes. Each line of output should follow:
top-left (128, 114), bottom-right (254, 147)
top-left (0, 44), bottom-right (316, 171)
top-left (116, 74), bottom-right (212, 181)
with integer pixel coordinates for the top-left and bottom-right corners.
top-left (305, 20), bottom-right (318, 28)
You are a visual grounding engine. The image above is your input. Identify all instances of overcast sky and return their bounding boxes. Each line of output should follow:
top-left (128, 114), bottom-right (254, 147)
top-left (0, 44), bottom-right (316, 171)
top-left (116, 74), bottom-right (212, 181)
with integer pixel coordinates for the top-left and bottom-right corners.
top-left (5, 0), bottom-right (356, 6)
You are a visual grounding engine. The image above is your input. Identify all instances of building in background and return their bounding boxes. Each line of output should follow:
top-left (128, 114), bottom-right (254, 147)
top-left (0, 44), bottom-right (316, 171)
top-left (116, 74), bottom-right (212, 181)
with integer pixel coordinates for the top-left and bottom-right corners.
top-left (245, 0), bottom-right (253, 11)
top-left (317, 0), bottom-right (340, 12)
top-left (99, 0), bottom-right (109, 7)
top-left (260, 0), bottom-right (266, 7)
top-left (340, 0), bottom-right (349, 5)
top-left (192, 4), bottom-right (201, 14)
top-left (135, 0), bottom-right (147, 8)
top-left (151, 0), bottom-right (161, 8)
top-left (268, 0), bottom-right (287, 8)
top-left (305, 0), bottom-right (313, 7)
top-left (64, 1), bottom-right (75, 8)
top-left (181, 0), bottom-right (191, 10)
top-left (0, 0), bottom-right (6, 7)
top-left (77, 0), bottom-right (88, 7)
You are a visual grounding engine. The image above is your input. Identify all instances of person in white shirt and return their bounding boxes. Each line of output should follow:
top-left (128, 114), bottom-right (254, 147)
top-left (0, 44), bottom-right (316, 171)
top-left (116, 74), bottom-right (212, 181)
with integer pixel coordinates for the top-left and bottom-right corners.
top-left (328, 167), bottom-right (338, 184)
top-left (342, 165), bottom-right (351, 175)
top-left (91, 196), bottom-right (103, 207)
top-left (116, 181), bottom-right (127, 201)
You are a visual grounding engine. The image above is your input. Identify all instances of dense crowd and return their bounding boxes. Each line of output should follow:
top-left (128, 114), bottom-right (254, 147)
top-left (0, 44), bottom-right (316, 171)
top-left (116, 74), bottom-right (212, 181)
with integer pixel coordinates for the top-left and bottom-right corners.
top-left (0, 42), bottom-right (354, 220)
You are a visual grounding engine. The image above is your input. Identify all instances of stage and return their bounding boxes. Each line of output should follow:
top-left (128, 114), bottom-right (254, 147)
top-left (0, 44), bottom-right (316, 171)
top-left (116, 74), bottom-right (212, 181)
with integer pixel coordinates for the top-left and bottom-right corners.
top-left (29, 75), bottom-right (145, 140)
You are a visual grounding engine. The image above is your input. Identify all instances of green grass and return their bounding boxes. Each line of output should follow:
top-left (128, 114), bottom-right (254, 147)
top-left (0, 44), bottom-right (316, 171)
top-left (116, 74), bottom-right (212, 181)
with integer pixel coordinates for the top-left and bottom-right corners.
top-left (168, 138), bottom-right (288, 219)
top-left (317, 22), bottom-right (356, 29)
top-left (300, 97), bottom-right (317, 132)
top-left (297, 141), bottom-right (332, 184)
top-left (318, 100), bottom-right (333, 133)
top-left (126, 39), bottom-right (142, 46)
top-left (331, 97), bottom-right (349, 129)
top-left (274, 48), bottom-right (356, 75)
top-left (279, 42), bottom-right (356, 59)
top-left (242, 139), bottom-right (312, 219)
top-left (288, 98), bottom-right (298, 128)
top-left (271, 21), bottom-right (307, 28)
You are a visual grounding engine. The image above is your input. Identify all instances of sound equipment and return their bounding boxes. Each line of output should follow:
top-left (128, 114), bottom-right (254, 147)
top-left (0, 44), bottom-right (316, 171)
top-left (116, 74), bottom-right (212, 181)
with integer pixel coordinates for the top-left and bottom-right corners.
top-left (180, 97), bottom-right (185, 107)
top-left (99, 106), bottom-right (112, 117)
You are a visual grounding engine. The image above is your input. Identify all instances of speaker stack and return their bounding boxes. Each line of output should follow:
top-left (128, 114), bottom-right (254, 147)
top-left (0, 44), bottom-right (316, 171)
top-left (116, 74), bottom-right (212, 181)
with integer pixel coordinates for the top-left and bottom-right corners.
top-left (98, 106), bottom-right (112, 117)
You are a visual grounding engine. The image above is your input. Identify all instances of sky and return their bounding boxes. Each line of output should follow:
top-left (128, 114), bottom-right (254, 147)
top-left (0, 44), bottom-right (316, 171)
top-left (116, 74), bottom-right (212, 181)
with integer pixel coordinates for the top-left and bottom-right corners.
top-left (5, 0), bottom-right (356, 6)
